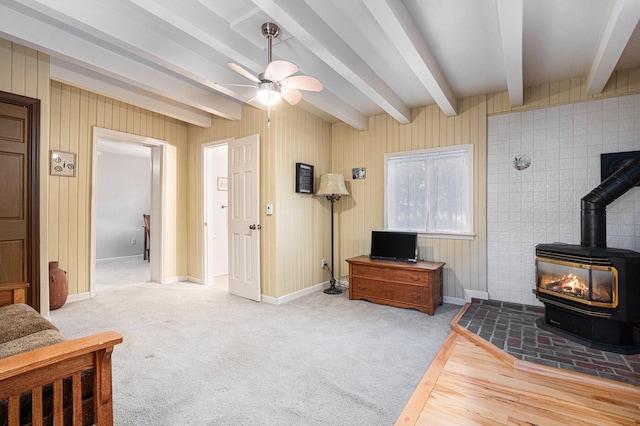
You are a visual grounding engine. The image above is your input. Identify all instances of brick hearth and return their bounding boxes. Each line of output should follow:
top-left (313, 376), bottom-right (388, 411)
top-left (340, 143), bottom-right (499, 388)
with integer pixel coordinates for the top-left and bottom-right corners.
top-left (457, 299), bottom-right (640, 386)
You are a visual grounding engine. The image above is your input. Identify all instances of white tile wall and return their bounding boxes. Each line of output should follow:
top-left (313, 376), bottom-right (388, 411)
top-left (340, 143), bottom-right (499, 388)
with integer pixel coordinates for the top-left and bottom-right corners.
top-left (487, 94), bottom-right (640, 305)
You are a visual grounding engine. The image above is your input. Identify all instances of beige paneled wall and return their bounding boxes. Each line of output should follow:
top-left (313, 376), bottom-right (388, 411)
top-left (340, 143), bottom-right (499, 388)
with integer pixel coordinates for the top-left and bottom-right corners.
top-left (6, 35), bottom-right (638, 306)
top-left (332, 97), bottom-right (488, 300)
top-left (188, 106), bottom-right (272, 291)
top-left (49, 81), bottom-right (189, 296)
top-left (333, 66), bottom-right (640, 301)
top-left (187, 103), bottom-right (331, 298)
top-left (0, 39), bottom-right (51, 312)
top-left (274, 103), bottom-right (332, 297)
top-left (488, 68), bottom-right (640, 115)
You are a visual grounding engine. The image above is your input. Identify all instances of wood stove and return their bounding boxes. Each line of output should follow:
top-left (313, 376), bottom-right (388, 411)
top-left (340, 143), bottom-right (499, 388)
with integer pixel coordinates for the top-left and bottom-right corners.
top-left (535, 243), bottom-right (640, 352)
top-left (534, 156), bottom-right (640, 354)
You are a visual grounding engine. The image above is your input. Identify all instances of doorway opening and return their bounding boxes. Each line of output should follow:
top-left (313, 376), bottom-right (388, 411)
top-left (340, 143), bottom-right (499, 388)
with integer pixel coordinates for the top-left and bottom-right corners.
top-left (202, 140), bottom-right (230, 291)
top-left (91, 128), bottom-right (170, 295)
top-left (95, 140), bottom-right (151, 288)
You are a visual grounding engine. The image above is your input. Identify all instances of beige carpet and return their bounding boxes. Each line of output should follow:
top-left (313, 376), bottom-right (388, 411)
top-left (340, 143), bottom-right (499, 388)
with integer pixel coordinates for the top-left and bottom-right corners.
top-left (95, 256), bottom-right (150, 287)
top-left (50, 272), bottom-right (458, 425)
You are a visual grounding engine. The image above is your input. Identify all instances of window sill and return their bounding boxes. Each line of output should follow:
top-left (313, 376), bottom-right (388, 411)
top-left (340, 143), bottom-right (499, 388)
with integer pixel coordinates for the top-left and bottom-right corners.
top-left (419, 232), bottom-right (475, 240)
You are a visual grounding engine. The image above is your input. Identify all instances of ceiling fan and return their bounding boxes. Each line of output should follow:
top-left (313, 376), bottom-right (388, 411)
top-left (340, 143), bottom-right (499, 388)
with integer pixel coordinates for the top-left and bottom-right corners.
top-left (226, 22), bottom-right (323, 107)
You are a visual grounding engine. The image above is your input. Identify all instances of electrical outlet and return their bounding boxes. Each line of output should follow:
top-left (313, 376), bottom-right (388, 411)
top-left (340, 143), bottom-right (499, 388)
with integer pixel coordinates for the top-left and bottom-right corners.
top-left (131, 238), bottom-right (136, 245)
top-left (321, 258), bottom-right (327, 268)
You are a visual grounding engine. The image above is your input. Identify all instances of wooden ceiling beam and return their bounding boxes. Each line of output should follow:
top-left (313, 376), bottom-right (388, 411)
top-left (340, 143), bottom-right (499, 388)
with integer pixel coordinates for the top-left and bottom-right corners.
top-left (586, 0), bottom-right (640, 95)
top-left (497, 0), bottom-right (523, 108)
top-left (0, 1), bottom-right (242, 122)
top-left (252, 0), bottom-right (412, 124)
top-left (50, 58), bottom-right (213, 128)
top-left (364, 0), bottom-right (458, 116)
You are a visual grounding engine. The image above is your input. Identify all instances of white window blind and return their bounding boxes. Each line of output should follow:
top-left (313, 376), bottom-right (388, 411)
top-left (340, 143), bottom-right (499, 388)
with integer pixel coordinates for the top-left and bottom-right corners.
top-left (385, 145), bottom-right (474, 238)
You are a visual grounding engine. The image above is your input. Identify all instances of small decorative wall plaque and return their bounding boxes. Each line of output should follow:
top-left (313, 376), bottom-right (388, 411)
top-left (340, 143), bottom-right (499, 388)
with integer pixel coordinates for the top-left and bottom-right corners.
top-left (50, 150), bottom-right (76, 177)
top-left (352, 167), bottom-right (366, 179)
top-left (512, 154), bottom-right (531, 171)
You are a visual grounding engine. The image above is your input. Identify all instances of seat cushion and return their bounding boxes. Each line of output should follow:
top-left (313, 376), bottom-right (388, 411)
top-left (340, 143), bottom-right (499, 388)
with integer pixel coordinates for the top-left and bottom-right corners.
top-left (0, 329), bottom-right (65, 359)
top-left (0, 303), bottom-right (61, 346)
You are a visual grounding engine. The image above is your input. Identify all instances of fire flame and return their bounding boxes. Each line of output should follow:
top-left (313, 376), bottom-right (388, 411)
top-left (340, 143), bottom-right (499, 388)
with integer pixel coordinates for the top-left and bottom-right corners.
top-left (542, 273), bottom-right (612, 302)
top-left (547, 273), bottom-right (587, 298)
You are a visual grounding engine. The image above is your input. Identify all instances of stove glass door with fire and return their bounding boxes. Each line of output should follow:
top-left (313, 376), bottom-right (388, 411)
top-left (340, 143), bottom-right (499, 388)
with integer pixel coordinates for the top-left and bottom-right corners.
top-left (535, 258), bottom-right (618, 308)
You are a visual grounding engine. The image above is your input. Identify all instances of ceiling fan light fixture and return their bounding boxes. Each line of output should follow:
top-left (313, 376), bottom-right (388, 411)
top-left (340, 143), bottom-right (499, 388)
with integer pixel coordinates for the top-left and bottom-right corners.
top-left (226, 22), bottom-right (322, 113)
top-left (257, 81), bottom-right (282, 105)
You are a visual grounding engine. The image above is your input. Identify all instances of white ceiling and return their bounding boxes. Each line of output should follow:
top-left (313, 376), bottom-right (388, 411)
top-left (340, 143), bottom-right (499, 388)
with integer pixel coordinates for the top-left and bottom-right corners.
top-left (1, 0), bottom-right (639, 131)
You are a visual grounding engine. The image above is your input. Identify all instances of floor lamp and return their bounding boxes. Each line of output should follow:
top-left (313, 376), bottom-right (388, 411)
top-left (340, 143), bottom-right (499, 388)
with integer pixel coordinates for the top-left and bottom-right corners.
top-left (316, 174), bottom-right (350, 294)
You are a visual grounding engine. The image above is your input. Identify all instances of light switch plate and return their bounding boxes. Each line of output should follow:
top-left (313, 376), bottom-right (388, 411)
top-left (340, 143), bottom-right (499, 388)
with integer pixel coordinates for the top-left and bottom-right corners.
top-left (266, 203), bottom-right (273, 215)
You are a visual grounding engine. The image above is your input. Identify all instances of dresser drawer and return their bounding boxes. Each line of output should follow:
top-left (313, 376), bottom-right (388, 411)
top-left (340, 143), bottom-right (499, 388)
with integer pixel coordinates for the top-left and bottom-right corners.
top-left (351, 278), bottom-right (432, 308)
top-left (350, 265), bottom-right (430, 285)
top-left (346, 256), bottom-right (445, 316)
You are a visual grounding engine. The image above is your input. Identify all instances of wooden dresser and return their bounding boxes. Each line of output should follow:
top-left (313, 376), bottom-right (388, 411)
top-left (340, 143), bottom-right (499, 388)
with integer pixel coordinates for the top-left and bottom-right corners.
top-left (346, 255), bottom-right (445, 315)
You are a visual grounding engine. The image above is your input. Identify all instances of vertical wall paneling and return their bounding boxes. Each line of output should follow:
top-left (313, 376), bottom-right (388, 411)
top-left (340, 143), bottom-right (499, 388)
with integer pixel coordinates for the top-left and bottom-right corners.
top-left (0, 39), bottom-right (11, 90)
top-left (333, 102), bottom-right (486, 300)
top-left (333, 66), bottom-right (640, 302)
top-left (5, 36), bottom-right (640, 306)
top-left (187, 103), bottom-right (331, 298)
top-left (48, 81), bottom-right (189, 295)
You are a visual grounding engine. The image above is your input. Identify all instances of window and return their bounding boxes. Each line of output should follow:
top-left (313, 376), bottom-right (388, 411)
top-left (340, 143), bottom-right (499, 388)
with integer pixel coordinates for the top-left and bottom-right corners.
top-left (384, 145), bottom-right (474, 238)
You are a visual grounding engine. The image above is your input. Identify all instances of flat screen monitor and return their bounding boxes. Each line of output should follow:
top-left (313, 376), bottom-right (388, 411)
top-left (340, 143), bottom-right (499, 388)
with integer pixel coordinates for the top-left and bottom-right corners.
top-left (369, 231), bottom-right (418, 263)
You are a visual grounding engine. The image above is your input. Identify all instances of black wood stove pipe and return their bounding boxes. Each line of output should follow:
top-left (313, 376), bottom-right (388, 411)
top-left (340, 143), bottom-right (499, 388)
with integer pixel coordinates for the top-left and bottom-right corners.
top-left (581, 157), bottom-right (640, 248)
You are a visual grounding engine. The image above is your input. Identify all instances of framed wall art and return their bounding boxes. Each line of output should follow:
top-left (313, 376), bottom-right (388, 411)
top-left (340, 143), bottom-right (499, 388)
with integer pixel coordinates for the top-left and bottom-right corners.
top-left (295, 162), bottom-right (314, 193)
top-left (352, 167), bottom-right (366, 179)
top-left (217, 177), bottom-right (228, 191)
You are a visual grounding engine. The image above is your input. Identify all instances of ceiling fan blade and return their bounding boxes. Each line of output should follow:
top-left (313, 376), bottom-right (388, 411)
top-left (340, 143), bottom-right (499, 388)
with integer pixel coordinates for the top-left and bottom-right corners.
top-left (281, 88), bottom-right (303, 105)
top-left (227, 62), bottom-right (260, 83)
top-left (281, 75), bottom-right (323, 92)
top-left (264, 60), bottom-right (299, 82)
top-left (216, 83), bottom-right (257, 89)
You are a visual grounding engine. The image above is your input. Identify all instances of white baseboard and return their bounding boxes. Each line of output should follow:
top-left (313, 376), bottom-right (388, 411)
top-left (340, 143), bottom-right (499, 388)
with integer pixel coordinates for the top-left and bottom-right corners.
top-left (443, 296), bottom-right (465, 306)
top-left (185, 276), bottom-right (202, 284)
top-left (261, 282), bottom-right (326, 305)
top-left (65, 292), bottom-right (92, 304)
top-left (464, 289), bottom-right (489, 303)
top-left (162, 275), bottom-right (190, 284)
top-left (96, 255), bottom-right (143, 263)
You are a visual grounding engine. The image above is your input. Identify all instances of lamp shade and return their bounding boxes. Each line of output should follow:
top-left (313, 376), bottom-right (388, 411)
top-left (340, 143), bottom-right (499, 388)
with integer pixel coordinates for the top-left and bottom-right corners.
top-left (316, 173), bottom-right (349, 196)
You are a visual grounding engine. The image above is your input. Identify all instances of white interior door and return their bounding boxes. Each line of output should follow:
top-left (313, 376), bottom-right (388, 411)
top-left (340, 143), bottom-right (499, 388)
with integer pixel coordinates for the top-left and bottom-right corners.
top-left (228, 134), bottom-right (261, 301)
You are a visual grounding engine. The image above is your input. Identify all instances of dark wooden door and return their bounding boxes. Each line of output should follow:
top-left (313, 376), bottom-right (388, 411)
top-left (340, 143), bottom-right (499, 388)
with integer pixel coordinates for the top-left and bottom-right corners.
top-left (0, 92), bottom-right (40, 311)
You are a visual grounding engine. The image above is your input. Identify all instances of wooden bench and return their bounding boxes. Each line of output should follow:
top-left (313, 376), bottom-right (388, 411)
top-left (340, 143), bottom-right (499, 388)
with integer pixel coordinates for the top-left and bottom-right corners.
top-left (0, 283), bottom-right (122, 425)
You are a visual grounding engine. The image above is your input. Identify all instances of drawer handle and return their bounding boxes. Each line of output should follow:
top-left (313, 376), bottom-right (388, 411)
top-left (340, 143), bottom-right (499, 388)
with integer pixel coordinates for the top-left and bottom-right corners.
top-left (357, 284), bottom-right (367, 290)
top-left (357, 269), bottom-right (367, 274)
top-left (410, 276), bottom-right (421, 281)
top-left (410, 293), bottom-right (422, 300)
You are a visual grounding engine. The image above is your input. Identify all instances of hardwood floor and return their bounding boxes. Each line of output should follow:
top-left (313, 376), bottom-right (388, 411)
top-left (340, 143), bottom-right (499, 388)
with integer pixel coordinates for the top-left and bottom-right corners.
top-left (397, 307), bottom-right (640, 425)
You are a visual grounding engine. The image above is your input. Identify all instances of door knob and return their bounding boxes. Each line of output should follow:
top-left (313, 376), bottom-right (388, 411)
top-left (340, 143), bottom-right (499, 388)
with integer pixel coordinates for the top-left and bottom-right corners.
top-left (249, 224), bottom-right (261, 230)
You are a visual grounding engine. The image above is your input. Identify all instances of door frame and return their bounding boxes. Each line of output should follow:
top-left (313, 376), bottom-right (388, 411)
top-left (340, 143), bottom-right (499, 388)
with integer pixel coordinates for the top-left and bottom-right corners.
top-left (0, 91), bottom-right (41, 312)
top-left (201, 138), bottom-right (233, 287)
top-left (90, 127), bottom-right (168, 293)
